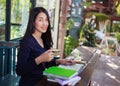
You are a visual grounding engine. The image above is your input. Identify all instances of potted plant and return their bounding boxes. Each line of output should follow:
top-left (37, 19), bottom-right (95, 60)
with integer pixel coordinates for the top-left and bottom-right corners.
top-left (79, 16), bottom-right (97, 47)
top-left (64, 35), bottom-right (79, 57)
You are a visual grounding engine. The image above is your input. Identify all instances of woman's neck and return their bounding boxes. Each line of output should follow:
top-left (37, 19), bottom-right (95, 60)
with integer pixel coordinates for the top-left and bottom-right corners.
top-left (32, 32), bottom-right (44, 48)
top-left (33, 31), bottom-right (42, 39)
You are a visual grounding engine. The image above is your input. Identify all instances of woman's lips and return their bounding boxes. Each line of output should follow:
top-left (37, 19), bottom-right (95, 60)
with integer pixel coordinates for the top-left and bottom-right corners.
top-left (41, 27), bottom-right (47, 31)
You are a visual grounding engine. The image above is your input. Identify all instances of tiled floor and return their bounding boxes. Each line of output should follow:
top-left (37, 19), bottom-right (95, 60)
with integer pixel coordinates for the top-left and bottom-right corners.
top-left (0, 74), bottom-right (19, 86)
top-left (91, 54), bottom-right (120, 86)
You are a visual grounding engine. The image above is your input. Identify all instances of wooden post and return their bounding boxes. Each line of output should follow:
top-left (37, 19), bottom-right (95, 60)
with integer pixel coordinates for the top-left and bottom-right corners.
top-left (58, 0), bottom-right (68, 58)
top-left (5, 0), bottom-right (11, 41)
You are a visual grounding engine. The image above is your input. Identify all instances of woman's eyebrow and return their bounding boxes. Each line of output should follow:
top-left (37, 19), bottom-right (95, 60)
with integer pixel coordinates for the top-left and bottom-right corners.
top-left (38, 17), bottom-right (43, 19)
top-left (38, 16), bottom-right (47, 19)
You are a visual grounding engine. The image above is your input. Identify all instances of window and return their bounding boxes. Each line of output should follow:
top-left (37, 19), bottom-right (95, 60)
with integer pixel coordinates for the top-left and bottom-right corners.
top-left (0, 0), bottom-right (32, 41)
top-left (0, 0), bottom-right (6, 41)
top-left (10, 0), bottom-right (31, 40)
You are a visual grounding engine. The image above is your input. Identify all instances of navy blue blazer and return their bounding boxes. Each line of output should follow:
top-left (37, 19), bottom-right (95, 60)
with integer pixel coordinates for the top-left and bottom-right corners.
top-left (16, 35), bottom-right (57, 86)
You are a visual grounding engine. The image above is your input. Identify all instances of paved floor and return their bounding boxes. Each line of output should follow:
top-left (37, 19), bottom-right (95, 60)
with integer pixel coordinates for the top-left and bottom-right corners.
top-left (91, 54), bottom-right (120, 86)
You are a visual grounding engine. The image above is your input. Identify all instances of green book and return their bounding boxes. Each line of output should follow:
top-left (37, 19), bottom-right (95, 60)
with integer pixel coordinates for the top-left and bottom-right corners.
top-left (43, 66), bottom-right (78, 80)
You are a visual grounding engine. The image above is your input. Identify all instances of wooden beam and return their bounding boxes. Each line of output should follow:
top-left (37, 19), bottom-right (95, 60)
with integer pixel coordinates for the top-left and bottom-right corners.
top-left (58, 0), bottom-right (68, 58)
top-left (52, 0), bottom-right (60, 48)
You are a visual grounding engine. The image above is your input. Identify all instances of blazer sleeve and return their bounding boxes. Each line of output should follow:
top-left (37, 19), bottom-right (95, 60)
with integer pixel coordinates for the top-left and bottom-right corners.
top-left (16, 40), bottom-right (38, 76)
top-left (45, 57), bottom-right (59, 68)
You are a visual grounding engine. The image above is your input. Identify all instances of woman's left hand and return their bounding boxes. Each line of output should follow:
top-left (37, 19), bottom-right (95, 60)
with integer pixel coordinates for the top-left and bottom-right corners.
top-left (56, 59), bottom-right (76, 65)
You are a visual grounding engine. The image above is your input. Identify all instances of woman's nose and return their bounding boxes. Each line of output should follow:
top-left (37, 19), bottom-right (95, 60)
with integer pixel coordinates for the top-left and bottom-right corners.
top-left (42, 21), bottom-right (48, 25)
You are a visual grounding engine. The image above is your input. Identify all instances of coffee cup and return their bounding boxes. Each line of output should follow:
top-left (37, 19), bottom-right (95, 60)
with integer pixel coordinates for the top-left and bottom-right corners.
top-left (51, 49), bottom-right (60, 56)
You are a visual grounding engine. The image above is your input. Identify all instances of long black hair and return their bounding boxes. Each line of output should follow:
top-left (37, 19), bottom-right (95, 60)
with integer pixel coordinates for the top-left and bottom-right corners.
top-left (23, 7), bottom-right (53, 49)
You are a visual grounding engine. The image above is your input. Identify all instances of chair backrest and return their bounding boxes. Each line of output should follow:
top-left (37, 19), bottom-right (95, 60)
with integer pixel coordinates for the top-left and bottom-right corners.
top-left (116, 41), bottom-right (120, 53)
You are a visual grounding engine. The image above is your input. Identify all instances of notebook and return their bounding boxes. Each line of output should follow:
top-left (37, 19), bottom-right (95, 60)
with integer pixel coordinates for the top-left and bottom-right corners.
top-left (55, 76), bottom-right (81, 86)
top-left (59, 63), bottom-right (84, 74)
top-left (43, 66), bottom-right (78, 80)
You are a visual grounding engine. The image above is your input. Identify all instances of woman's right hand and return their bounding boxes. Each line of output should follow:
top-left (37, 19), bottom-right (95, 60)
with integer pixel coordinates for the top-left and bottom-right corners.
top-left (35, 49), bottom-right (54, 65)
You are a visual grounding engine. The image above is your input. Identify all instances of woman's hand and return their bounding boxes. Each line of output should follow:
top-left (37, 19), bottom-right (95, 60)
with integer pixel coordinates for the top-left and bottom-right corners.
top-left (56, 59), bottom-right (76, 65)
top-left (35, 49), bottom-right (54, 65)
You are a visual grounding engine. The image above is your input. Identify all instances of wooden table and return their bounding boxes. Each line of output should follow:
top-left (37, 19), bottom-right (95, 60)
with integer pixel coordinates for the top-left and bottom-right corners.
top-left (46, 46), bottom-right (100, 86)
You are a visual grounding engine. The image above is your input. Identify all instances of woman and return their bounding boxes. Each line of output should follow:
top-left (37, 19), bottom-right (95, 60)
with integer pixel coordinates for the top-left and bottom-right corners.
top-left (16, 7), bottom-right (75, 86)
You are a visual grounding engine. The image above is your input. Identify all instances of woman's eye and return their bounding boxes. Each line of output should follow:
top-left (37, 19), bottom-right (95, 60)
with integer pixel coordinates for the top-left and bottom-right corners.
top-left (46, 19), bottom-right (48, 22)
top-left (45, 18), bottom-right (48, 21)
top-left (39, 19), bottom-right (42, 21)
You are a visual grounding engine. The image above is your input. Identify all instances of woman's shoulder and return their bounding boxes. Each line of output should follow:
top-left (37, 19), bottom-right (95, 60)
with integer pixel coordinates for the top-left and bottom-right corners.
top-left (20, 35), bottom-right (34, 45)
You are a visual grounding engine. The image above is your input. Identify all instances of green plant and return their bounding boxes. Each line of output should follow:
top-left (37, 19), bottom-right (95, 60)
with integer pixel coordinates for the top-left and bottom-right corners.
top-left (111, 23), bottom-right (120, 32)
top-left (92, 12), bottom-right (109, 22)
top-left (83, 1), bottom-right (92, 8)
top-left (85, 12), bottom-right (109, 22)
top-left (64, 35), bottom-right (79, 57)
top-left (66, 18), bottom-right (74, 30)
top-left (114, 1), bottom-right (120, 16)
top-left (79, 18), bottom-right (97, 47)
top-left (64, 18), bottom-right (76, 57)
top-left (115, 32), bottom-right (120, 43)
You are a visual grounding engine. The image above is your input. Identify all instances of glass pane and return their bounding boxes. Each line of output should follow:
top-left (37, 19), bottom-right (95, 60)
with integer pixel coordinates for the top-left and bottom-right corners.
top-left (36, 0), bottom-right (56, 28)
top-left (0, 0), bottom-right (6, 41)
top-left (10, 0), bottom-right (31, 40)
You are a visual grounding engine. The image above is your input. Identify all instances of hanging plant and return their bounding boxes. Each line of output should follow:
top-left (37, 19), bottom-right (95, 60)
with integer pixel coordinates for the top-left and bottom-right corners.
top-left (92, 12), bottom-right (109, 22)
top-left (86, 12), bottom-right (109, 21)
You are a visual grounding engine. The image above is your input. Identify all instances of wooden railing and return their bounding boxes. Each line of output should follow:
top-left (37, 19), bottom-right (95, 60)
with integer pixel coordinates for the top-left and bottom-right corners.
top-left (0, 41), bottom-right (19, 78)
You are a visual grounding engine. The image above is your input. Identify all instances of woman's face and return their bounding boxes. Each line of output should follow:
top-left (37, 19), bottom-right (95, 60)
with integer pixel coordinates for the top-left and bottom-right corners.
top-left (34, 12), bottom-right (49, 33)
